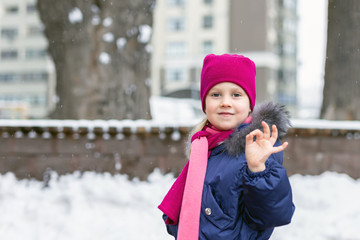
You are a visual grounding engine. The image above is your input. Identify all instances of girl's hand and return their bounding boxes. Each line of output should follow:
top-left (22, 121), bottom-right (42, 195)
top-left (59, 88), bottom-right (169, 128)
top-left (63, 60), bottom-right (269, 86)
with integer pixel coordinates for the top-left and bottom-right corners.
top-left (245, 121), bottom-right (288, 173)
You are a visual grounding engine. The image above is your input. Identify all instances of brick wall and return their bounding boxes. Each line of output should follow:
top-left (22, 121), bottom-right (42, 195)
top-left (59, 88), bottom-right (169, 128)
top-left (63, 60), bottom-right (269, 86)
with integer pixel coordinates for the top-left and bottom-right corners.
top-left (0, 120), bottom-right (359, 180)
top-left (284, 128), bottom-right (360, 179)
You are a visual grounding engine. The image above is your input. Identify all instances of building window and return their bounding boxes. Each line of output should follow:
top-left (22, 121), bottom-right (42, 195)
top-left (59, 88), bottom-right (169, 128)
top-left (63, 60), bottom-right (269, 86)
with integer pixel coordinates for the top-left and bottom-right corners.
top-left (1, 50), bottom-right (18, 60)
top-left (23, 72), bottom-right (48, 82)
top-left (278, 93), bottom-right (297, 105)
top-left (1, 28), bottom-right (18, 40)
top-left (25, 49), bottom-right (47, 60)
top-left (279, 43), bottom-right (296, 56)
top-left (167, 0), bottom-right (185, 7)
top-left (167, 17), bottom-right (185, 32)
top-left (27, 26), bottom-right (43, 37)
top-left (0, 95), bottom-right (20, 102)
top-left (0, 73), bottom-right (21, 83)
top-left (166, 68), bottom-right (185, 82)
top-left (203, 15), bottom-right (213, 29)
top-left (283, 19), bottom-right (297, 34)
top-left (166, 42), bottom-right (186, 57)
top-left (5, 5), bottom-right (19, 14)
top-left (0, 72), bottom-right (48, 83)
top-left (284, 43), bottom-right (296, 55)
top-left (204, 0), bottom-right (213, 5)
top-left (283, 0), bottom-right (296, 9)
top-left (203, 41), bottom-right (213, 54)
top-left (26, 95), bottom-right (47, 106)
top-left (26, 4), bottom-right (37, 14)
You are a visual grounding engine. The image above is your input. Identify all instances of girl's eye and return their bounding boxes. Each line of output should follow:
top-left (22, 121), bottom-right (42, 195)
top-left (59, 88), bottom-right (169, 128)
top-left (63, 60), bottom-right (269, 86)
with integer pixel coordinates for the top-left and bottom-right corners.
top-left (211, 93), bottom-right (220, 97)
top-left (233, 93), bottom-right (241, 97)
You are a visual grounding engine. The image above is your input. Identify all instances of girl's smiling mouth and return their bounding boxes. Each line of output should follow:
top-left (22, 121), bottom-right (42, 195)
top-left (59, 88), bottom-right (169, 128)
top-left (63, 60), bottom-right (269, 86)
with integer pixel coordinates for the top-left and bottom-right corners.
top-left (219, 112), bottom-right (234, 116)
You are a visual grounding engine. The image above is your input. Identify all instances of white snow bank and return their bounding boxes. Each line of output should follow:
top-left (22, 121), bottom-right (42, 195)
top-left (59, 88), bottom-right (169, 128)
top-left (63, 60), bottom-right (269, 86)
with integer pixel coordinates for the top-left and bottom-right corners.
top-left (0, 170), bottom-right (174, 240)
top-left (272, 172), bottom-right (360, 240)
top-left (291, 118), bottom-right (360, 130)
top-left (0, 171), bottom-right (359, 240)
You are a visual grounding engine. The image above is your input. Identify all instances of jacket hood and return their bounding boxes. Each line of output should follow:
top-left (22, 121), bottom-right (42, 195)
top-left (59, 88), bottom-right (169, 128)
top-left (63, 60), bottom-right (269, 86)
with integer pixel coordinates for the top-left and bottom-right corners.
top-left (225, 102), bottom-right (291, 156)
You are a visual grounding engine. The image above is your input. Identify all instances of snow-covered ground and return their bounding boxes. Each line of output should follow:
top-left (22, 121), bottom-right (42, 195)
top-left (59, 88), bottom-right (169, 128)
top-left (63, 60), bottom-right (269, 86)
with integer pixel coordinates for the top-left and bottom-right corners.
top-left (0, 170), bottom-right (359, 240)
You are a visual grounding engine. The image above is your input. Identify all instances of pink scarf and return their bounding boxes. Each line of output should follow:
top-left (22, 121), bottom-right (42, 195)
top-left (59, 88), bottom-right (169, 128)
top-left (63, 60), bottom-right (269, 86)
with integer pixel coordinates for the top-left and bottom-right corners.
top-left (158, 125), bottom-right (234, 239)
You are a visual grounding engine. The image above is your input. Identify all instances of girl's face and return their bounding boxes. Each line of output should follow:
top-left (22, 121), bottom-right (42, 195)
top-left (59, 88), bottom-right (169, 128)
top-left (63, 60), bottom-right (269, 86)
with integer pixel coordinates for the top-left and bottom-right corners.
top-left (205, 82), bottom-right (251, 131)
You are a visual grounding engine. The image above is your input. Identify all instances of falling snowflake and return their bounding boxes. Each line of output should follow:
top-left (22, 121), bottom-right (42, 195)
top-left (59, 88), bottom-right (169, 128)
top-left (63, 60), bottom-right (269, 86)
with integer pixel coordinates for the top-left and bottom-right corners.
top-left (99, 52), bottom-right (111, 64)
top-left (171, 131), bottom-right (181, 141)
top-left (103, 32), bottom-right (114, 42)
top-left (92, 15), bottom-right (101, 25)
top-left (117, 38), bottom-right (127, 50)
top-left (91, 4), bottom-right (100, 13)
top-left (138, 25), bottom-right (152, 43)
top-left (68, 7), bottom-right (83, 24)
top-left (103, 17), bottom-right (113, 27)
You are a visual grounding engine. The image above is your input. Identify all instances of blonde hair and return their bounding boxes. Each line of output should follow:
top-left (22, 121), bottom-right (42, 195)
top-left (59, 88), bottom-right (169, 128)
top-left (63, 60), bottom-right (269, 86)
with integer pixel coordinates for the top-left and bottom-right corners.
top-left (186, 117), bottom-right (209, 158)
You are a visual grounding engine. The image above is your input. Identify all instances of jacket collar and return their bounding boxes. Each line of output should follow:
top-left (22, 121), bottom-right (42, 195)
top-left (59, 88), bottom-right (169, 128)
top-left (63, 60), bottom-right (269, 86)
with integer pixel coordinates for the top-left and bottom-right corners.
top-left (224, 102), bottom-right (291, 156)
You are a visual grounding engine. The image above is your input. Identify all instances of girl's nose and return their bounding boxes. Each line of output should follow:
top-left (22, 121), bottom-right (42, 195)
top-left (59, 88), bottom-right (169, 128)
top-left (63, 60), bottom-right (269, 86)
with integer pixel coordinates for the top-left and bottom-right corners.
top-left (220, 96), bottom-right (231, 107)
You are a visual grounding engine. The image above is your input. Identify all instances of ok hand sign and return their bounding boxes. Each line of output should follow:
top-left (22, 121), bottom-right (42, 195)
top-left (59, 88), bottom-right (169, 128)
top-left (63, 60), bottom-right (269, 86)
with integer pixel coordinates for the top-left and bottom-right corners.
top-left (245, 121), bottom-right (288, 173)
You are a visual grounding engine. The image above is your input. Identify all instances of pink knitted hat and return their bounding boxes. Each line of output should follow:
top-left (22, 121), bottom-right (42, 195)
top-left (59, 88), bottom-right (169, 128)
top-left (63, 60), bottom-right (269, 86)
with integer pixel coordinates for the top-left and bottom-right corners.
top-left (200, 54), bottom-right (257, 112)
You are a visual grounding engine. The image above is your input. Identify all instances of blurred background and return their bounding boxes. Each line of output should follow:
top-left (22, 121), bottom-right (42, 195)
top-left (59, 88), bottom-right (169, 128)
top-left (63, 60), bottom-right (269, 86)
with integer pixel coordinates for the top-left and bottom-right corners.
top-left (0, 0), bottom-right (328, 121)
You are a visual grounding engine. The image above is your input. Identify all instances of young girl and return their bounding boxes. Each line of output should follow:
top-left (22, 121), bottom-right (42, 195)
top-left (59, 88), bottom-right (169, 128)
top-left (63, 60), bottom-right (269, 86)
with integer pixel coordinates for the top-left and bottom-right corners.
top-left (158, 54), bottom-right (295, 239)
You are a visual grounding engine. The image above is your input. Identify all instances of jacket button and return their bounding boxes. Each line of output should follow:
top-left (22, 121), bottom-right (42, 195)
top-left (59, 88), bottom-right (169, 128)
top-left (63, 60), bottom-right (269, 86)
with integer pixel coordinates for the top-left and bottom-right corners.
top-left (205, 208), bottom-right (212, 216)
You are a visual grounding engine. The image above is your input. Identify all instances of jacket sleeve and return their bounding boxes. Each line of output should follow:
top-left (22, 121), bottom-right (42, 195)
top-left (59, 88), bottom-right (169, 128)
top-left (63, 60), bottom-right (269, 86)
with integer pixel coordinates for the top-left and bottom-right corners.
top-left (162, 214), bottom-right (178, 239)
top-left (241, 139), bottom-right (295, 230)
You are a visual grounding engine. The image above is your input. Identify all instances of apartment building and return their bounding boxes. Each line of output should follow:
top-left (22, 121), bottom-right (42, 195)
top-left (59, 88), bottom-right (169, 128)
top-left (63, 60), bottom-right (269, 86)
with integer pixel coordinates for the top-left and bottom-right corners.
top-left (0, 0), bottom-right (55, 119)
top-left (151, 0), bottom-right (298, 115)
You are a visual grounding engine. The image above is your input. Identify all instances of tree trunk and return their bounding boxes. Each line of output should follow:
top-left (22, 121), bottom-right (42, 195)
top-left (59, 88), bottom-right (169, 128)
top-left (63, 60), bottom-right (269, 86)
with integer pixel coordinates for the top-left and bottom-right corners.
top-left (320, 0), bottom-right (360, 120)
top-left (37, 0), bottom-right (154, 119)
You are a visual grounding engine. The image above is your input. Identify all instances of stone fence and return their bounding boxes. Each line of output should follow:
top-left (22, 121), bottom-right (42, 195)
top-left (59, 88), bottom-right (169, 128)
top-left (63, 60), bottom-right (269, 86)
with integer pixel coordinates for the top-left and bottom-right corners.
top-left (0, 119), bottom-right (359, 180)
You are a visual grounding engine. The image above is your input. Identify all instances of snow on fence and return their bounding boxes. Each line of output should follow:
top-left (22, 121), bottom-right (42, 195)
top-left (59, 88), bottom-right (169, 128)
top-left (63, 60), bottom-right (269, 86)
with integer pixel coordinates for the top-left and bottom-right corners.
top-left (0, 119), bottom-right (359, 180)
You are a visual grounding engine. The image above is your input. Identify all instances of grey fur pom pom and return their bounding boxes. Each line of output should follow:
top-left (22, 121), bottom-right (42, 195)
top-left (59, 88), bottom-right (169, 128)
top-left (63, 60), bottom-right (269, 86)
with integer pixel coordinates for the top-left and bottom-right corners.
top-left (225, 102), bottom-right (291, 156)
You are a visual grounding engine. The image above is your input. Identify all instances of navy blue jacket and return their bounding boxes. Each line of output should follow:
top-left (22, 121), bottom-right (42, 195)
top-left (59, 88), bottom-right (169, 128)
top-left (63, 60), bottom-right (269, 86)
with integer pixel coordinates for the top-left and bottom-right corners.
top-left (163, 102), bottom-right (295, 239)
